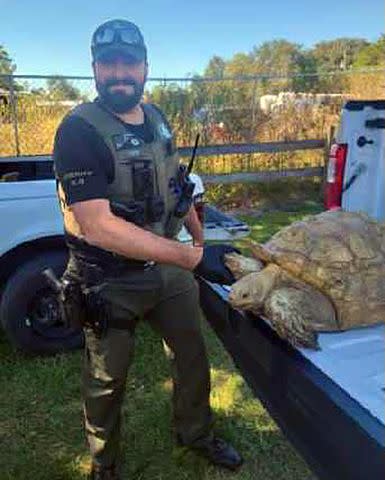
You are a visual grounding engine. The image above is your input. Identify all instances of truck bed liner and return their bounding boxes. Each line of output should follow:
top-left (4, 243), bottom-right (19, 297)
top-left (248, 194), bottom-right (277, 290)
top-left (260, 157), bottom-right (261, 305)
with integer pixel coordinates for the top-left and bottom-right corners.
top-left (199, 279), bottom-right (385, 480)
top-left (300, 322), bottom-right (384, 426)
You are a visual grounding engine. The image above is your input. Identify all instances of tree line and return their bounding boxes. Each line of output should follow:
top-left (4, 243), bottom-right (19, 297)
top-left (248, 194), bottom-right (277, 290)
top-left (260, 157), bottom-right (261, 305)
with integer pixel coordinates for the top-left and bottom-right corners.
top-left (1, 35), bottom-right (384, 146)
top-left (1, 35), bottom-right (384, 98)
top-left (146, 36), bottom-right (384, 140)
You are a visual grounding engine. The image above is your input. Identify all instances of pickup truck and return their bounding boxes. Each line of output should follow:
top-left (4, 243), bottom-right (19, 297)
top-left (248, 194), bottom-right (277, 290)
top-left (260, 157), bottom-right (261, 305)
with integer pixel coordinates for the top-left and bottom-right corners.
top-left (199, 99), bottom-right (385, 480)
top-left (0, 160), bottom-right (249, 355)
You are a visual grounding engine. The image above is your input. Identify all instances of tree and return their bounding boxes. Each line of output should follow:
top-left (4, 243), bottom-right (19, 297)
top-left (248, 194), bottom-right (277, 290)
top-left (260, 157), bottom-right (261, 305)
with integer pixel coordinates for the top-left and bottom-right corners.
top-left (349, 35), bottom-right (385, 99)
top-left (311, 38), bottom-right (369, 71)
top-left (204, 56), bottom-right (226, 78)
top-left (353, 35), bottom-right (385, 67)
top-left (251, 40), bottom-right (313, 92)
top-left (46, 77), bottom-right (82, 101)
top-left (309, 38), bottom-right (369, 92)
top-left (252, 40), bottom-right (304, 73)
top-left (295, 50), bottom-right (319, 92)
top-left (0, 44), bottom-right (16, 90)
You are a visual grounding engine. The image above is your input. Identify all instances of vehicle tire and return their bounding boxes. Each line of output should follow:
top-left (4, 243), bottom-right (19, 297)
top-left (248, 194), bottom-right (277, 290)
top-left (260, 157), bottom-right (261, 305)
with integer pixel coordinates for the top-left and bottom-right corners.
top-left (0, 250), bottom-right (84, 355)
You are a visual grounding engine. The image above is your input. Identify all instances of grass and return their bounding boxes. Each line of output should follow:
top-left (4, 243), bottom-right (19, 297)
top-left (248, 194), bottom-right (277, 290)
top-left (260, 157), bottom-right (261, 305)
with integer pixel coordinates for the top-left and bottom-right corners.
top-left (0, 206), bottom-right (323, 480)
top-left (237, 203), bottom-right (324, 244)
top-left (205, 177), bottom-right (324, 211)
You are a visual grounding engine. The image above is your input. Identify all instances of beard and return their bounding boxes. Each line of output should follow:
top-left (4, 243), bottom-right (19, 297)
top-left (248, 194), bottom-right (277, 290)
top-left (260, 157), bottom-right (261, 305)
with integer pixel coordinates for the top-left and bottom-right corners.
top-left (96, 77), bottom-right (145, 114)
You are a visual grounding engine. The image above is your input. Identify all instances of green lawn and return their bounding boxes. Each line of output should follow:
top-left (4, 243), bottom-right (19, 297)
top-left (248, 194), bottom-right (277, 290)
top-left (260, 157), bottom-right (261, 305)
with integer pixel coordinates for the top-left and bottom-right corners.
top-left (0, 205), bottom-right (322, 480)
top-left (237, 202), bottom-right (323, 244)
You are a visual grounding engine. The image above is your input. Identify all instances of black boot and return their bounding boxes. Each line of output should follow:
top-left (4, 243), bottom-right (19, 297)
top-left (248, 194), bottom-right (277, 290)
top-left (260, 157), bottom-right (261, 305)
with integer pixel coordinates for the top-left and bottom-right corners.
top-left (190, 436), bottom-right (244, 471)
top-left (89, 464), bottom-right (121, 480)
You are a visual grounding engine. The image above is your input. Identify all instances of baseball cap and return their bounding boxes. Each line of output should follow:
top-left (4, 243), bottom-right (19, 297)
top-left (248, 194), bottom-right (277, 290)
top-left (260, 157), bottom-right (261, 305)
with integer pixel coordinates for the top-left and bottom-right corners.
top-left (91, 19), bottom-right (147, 63)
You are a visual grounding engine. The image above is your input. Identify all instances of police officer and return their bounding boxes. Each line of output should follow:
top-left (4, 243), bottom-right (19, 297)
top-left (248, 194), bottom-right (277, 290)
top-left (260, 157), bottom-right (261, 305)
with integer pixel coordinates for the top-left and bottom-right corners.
top-left (53, 19), bottom-right (243, 480)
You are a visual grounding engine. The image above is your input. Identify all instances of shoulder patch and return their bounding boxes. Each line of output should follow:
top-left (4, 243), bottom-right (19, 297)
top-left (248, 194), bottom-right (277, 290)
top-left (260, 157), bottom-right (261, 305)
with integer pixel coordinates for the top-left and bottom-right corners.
top-left (112, 133), bottom-right (144, 151)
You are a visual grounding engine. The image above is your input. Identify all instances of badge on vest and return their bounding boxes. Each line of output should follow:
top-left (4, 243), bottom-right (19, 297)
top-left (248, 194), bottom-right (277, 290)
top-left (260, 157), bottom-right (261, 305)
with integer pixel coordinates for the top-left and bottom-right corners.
top-left (113, 133), bottom-right (144, 151)
top-left (158, 123), bottom-right (172, 140)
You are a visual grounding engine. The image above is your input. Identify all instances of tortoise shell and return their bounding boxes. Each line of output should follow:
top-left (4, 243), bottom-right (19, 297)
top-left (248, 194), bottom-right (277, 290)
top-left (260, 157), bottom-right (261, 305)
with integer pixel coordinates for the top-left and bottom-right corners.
top-left (249, 210), bottom-right (385, 329)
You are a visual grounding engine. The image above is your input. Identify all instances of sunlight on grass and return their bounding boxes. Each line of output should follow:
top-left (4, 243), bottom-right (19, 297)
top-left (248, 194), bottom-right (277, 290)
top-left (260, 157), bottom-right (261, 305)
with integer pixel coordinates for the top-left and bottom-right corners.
top-left (210, 368), bottom-right (244, 412)
top-left (162, 378), bottom-right (173, 392)
top-left (74, 454), bottom-right (92, 477)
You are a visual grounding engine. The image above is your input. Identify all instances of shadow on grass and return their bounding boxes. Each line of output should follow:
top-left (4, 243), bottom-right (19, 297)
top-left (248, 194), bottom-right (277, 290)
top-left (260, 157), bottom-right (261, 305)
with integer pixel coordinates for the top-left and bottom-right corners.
top-left (0, 320), bottom-right (311, 480)
top-left (108, 355), bottom-right (311, 480)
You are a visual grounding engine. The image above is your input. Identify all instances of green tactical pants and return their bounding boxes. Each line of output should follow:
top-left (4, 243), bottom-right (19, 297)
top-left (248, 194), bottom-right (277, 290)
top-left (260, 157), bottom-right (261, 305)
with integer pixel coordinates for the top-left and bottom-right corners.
top-left (81, 263), bottom-right (213, 468)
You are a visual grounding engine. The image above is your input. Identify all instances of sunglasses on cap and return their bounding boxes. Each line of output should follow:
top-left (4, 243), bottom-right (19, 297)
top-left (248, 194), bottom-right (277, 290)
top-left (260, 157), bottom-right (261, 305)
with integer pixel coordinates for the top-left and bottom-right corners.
top-left (92, 20), bottom-right (145, 48)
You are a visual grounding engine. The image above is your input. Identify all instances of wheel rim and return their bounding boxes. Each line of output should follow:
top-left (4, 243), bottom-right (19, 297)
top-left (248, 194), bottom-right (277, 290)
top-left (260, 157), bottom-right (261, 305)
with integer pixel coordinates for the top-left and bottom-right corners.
top-left (27, 288), bottom-right (80, 339)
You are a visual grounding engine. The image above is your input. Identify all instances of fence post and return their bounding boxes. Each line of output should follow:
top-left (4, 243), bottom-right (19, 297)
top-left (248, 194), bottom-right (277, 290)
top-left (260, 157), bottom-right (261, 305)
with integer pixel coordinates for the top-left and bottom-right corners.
top-left (8, 75), bottom-right (20, 156)
top-left (320, 124), bottom-right (336, 198)
top-left (324, 124), bottom-right (335, 168)
top-left (250, 79), bottom-right (257, 125)
top-left (246, 79), bottom-right (258, 145)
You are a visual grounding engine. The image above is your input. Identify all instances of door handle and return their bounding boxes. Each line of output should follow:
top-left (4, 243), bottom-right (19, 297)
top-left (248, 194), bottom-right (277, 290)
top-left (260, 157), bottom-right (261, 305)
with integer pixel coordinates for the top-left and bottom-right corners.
top-left (357, 136), bottom-right (374, 147)
top-left (365, 118), bottom-right (385, 129)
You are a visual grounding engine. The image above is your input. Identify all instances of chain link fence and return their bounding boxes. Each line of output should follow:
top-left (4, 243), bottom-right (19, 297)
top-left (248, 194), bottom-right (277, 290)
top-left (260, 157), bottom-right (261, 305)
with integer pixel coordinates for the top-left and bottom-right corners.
top-left (0, 69), bottom-right (384, 174)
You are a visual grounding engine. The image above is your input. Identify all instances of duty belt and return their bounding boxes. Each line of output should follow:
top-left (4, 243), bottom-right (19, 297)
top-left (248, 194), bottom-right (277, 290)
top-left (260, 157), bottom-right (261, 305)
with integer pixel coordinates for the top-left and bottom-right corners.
top-left (69, 252), bottom-right (157, 279)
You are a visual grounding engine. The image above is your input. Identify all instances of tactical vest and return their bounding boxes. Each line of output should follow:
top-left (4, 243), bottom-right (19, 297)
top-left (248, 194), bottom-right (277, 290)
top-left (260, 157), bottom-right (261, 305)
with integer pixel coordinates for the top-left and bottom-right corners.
top-left (66, 101), bottom-right (184, 239)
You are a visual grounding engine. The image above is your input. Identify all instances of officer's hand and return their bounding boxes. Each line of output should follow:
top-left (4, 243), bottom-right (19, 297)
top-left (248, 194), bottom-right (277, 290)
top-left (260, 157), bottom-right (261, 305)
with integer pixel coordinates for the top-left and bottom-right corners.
top-left (193, 244), bottom-right (241, 285)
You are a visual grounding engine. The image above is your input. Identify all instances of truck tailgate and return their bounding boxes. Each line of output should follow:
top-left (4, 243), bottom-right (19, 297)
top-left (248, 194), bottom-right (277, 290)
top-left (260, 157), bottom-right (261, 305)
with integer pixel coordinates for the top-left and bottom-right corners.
top-left (199, 279), bottom-right (385, 480)
top-left (340, 100), bottom-right (385, 221)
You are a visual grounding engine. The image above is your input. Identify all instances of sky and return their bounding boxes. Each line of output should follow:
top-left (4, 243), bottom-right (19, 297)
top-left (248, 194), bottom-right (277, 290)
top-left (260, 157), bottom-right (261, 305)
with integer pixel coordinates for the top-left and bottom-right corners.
top-left (1, 0), bottom-right (384, 80)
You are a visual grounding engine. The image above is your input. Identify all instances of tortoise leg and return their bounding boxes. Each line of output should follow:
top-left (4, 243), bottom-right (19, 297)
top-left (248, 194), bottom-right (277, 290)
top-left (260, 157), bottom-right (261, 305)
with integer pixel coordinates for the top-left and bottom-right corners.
top-left (264, 287), bottom-right (333, 350)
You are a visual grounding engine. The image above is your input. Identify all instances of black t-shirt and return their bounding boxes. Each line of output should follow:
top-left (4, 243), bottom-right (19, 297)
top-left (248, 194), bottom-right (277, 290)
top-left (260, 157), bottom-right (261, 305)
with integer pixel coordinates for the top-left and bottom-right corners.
top-left (53, 104), bottom-right (154, 206)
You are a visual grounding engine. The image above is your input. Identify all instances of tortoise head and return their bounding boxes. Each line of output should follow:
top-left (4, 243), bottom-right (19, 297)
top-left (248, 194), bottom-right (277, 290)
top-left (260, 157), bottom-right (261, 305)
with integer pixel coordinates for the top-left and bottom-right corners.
top-left (228, 264), bottom-right (281, 311)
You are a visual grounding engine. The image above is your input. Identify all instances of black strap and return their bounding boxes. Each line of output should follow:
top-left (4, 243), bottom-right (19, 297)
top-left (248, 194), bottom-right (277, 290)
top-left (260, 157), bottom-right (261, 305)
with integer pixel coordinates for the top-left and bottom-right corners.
top-left (65, 233), bottom-right (153, 275)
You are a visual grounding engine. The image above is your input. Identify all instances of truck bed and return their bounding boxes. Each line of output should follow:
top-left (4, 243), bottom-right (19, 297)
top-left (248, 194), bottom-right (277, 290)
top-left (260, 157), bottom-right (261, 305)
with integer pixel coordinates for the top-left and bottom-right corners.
top-left (299, 321), bottom-right (384, 426)
top-left (199, 279), bottom-right (385, 480)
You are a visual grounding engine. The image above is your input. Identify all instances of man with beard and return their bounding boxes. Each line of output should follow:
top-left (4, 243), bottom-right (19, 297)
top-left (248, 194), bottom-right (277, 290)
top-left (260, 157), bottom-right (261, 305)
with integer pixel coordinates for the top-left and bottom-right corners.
top-left (53, 19), bottom-right (242, 480)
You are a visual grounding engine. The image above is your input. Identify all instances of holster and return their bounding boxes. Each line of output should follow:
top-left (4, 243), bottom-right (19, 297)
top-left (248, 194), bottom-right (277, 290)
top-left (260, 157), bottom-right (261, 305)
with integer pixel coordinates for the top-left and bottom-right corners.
top-left (82, 285), bottom-right (111, 338)
top-left (61, 257), bottom-right (112, 337)
top-left (58, 276), bottom-right (86, 330)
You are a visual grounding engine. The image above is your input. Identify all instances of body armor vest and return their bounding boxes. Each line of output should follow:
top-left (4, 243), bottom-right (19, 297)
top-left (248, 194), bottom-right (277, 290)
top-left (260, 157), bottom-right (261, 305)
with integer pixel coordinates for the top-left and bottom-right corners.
top-left (67, 101), bottom-right (184, 239)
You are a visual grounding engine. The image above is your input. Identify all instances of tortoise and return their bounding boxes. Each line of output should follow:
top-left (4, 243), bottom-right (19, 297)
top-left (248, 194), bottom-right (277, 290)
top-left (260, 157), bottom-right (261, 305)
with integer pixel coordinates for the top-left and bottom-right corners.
top-left (225, 210), bottom-right (385, 349)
